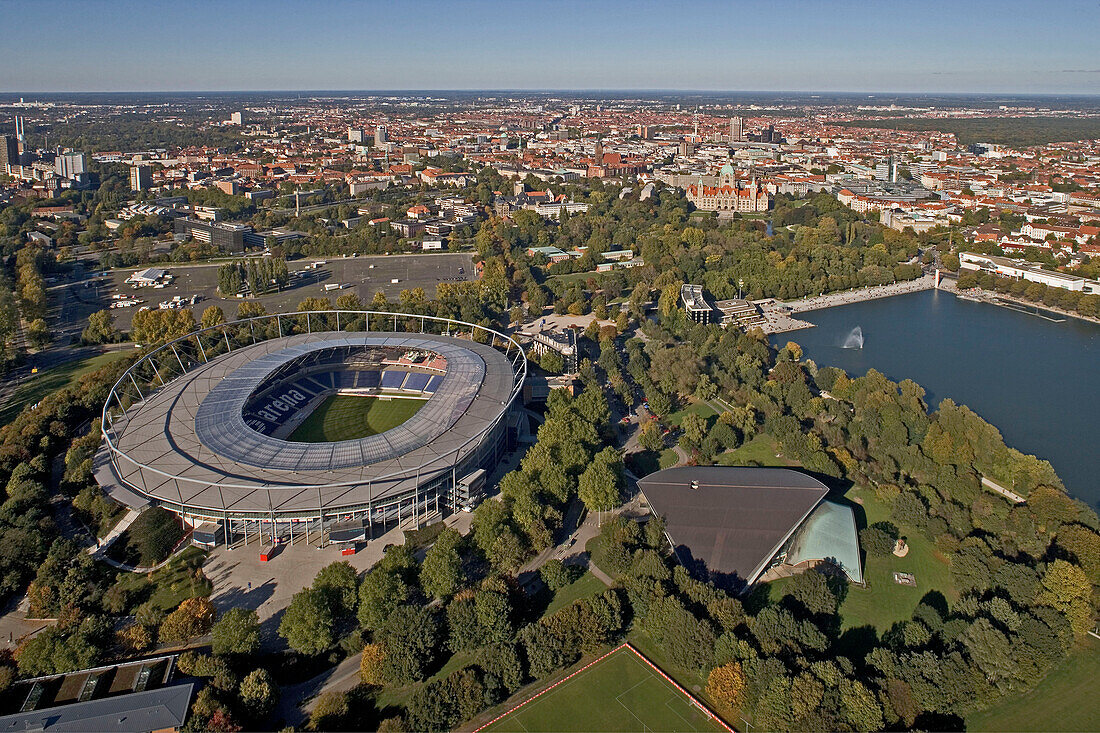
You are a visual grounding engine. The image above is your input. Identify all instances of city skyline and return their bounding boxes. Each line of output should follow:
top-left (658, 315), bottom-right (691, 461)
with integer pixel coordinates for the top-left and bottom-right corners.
top-left (3, 0), bottom-right (1100, 94)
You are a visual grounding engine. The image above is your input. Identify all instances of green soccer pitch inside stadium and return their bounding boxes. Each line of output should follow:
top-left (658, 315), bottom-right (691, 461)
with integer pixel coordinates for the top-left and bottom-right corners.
top-left (289, 394), bottom-right (426, 443)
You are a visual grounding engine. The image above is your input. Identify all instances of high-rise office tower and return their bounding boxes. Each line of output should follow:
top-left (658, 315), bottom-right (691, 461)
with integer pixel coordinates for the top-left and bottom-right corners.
top-left (55, 151), bottom-right (86, 179)
top-left (375, 125), bottom-right (388, 145)
top-left (130, 165), bottom-right (152, 191)
top-left (0, 135), bottom-right (17, 172)
top-left (730, 116), bottom-right (744, 142)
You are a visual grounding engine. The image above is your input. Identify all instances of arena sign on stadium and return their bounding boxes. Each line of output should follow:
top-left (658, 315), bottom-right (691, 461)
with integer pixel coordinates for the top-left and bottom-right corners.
top-left (95, 311), bottom-right (525, 548)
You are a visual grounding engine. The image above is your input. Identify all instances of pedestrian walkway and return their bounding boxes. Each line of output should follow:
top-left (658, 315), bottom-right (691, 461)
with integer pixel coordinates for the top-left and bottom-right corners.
top-left (85, 508), bottom-right (140, 558)
top-left (759, 275), bottom-right (938, 333)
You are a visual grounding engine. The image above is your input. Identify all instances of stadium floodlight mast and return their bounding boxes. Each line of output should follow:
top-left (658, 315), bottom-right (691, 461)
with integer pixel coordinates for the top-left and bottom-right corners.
top-left (99, 310), bottom-right (527, 544)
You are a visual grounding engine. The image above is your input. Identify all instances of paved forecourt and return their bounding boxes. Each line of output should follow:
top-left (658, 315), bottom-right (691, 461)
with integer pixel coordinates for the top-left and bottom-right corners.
top-left (479, 644), bottom-right (729, 733)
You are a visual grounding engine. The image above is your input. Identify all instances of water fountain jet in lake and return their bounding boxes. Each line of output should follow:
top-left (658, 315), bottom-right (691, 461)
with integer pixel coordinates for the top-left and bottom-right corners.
top-left (842, 326), bottom-right (864, 349)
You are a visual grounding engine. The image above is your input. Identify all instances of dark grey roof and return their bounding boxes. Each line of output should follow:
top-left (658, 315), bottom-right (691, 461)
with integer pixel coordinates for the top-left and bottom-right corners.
top-left (637, 467), bottom-right (829, 586)
top-left (0, 682), bottom-right (194, 732)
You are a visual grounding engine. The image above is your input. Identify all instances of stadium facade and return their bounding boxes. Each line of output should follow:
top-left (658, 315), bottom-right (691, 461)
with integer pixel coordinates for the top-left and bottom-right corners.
top-left (94, 311), bottom-right (526, 547)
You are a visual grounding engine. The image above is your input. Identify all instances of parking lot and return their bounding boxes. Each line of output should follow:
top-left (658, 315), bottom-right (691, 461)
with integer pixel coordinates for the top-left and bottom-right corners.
top-left (67, 252), bottom-right (475, 331)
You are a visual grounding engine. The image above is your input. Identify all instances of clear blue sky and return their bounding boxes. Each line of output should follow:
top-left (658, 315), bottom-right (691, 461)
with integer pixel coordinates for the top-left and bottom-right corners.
top-left (3, 0), bottom-right (1099, 94)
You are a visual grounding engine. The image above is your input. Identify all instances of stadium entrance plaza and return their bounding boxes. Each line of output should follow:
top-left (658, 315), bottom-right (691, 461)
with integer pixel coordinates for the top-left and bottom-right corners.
top-left (203, 446), bottom-right (525, 649)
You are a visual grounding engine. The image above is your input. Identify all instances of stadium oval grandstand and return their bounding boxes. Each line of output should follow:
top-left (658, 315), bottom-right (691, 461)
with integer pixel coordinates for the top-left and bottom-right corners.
top-left (95, 311), bottom-right (525, 546)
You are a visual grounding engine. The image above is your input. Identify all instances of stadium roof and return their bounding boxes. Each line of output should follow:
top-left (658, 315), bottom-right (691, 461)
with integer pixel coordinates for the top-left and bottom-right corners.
top-left (193, 336), bottom-right (486, 470)
top-left (637, 466), bottom-right (829, 587)
top-left (102, 332), bottom-right (517, 515)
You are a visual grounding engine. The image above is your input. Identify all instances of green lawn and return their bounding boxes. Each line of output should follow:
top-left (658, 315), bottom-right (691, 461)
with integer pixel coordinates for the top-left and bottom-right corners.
top-left (716, 434), bottom-right (798, 468)
top-left (659, 448), bottom-right (680, 469)
top-left (759, 485), bottom-right (956, 633)
top-left (967, 636), bottom-right (1100, 732)
top-left (0, 350), bottom-right (131, 426)
top-left (108, 546), bottom-right (211, 613)
top-left (664, 400), bottom-right (718, 427)
top-left (289, 394), bottom-right (424, 442)
top-left (482, 645), bottom-right (726, 732)
top-left (541, 572), bottom-right (608, 618)
top-left (836, 488), bottom-right (956, 632)
top-left (546, 270), bottom-right (601, 285)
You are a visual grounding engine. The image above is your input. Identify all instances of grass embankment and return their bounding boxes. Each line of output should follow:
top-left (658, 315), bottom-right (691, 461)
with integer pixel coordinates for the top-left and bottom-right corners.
top-left (716, 434), bottom-right (800, 468)
top-left (106, 507), bottom-right (187, 568)
top-left (108, 546), bottom-right (211, 613)
top-left (541, 572), bottom-right (608, 619)
top-left (0, 350), bottom-right (131, 427)
top-left (289, 394), bottom-right (424, 443)
top-left (663, 400), bottom-right (718, 427)
top-left (765, 486), bottom-right (957, 633)
top-left (967, 635), bottom-right (1100, 732)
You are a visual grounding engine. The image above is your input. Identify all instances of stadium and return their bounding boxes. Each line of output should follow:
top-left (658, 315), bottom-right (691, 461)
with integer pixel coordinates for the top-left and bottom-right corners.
top-left (94, 311), bottom-right (526, 547)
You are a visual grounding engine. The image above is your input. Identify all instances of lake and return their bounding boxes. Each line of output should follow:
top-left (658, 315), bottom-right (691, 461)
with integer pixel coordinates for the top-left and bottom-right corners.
top-left (771, 288), bottom-right (1100, 510)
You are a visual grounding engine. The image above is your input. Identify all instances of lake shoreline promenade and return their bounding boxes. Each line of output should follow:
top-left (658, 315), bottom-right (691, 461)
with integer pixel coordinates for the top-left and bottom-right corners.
top-left (760, 274), bottom-right (944, 333)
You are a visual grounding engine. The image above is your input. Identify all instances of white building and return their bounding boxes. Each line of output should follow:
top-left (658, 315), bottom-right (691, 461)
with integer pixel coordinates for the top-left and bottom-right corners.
top-left (959, 252), bottom-right (1100, 294)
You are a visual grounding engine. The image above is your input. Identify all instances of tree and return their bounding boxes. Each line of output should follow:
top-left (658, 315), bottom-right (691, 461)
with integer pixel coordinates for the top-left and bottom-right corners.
top-left (211, 607), bottom-right (260, 657)
top-left (358, 568), bottom-right (408, 630)
top-left (81, 310), bottom-right (118, 344)
top-left (475, 586), bottom-right (514, 644)
top-left (378, 605), bottom-right (440, 684)
top-left (421, 528), bottom-right (464, 598)
top-left (962, 617), bottom-right (1017, 682)
top-left (1037, 559), bottom-right (1094, 634)
top-left (200, 305), bottom-right (226, 329)
top-left (359, 642), bottom-right (386, 686)
top-left (307, 691), bottom-right (348, 731)
top-left (638, 419), bottom-right (664, 452)
top-left (706, 662), bottom-right (746, 718)
top-left (840, 679), bottom-right (885, 732)
top-left (118, 622), bottom-right (152, 652)
top-left (489, 527), bottom-right (528, 573)
top-left (783, 569), bottom-right (841, 617)
top-left (278, 588), bottom-right (335, 655)
top-left (540, 558), bottom-right (578, 590)
top-left (681, 412), bottom-right (708, 449)
top-left (860, 521), bottom-right (899, 556)
top-left (579, 450), bottom-right (621, 516)
top-left (239, 668), bottom-right (278, 719)
top-left (159, 597), bottom-right (216, 644)
top-left (313, 561), bottom-right (359, 616)
top-left (1056, 524), bottom-right (1100, 584)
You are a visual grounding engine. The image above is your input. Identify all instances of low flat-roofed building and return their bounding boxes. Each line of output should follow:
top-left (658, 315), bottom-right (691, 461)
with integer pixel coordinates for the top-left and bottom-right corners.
top-left (1, 656), bottom-right (193, 732)
top-left (523, 374), bottom-right (580, 404)
top-left (174, 217), bottom-right (251, 252)
top-left (714, 298), bottom-right (765, 329)
top-left (960, 251), bottom-right (1100, 294)
top-left (125, 267), bottom-right (168, 285)
top-left (517, 324), bottom-right (578, 373)
top-left (637, 466), bottom-right (862, 591)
